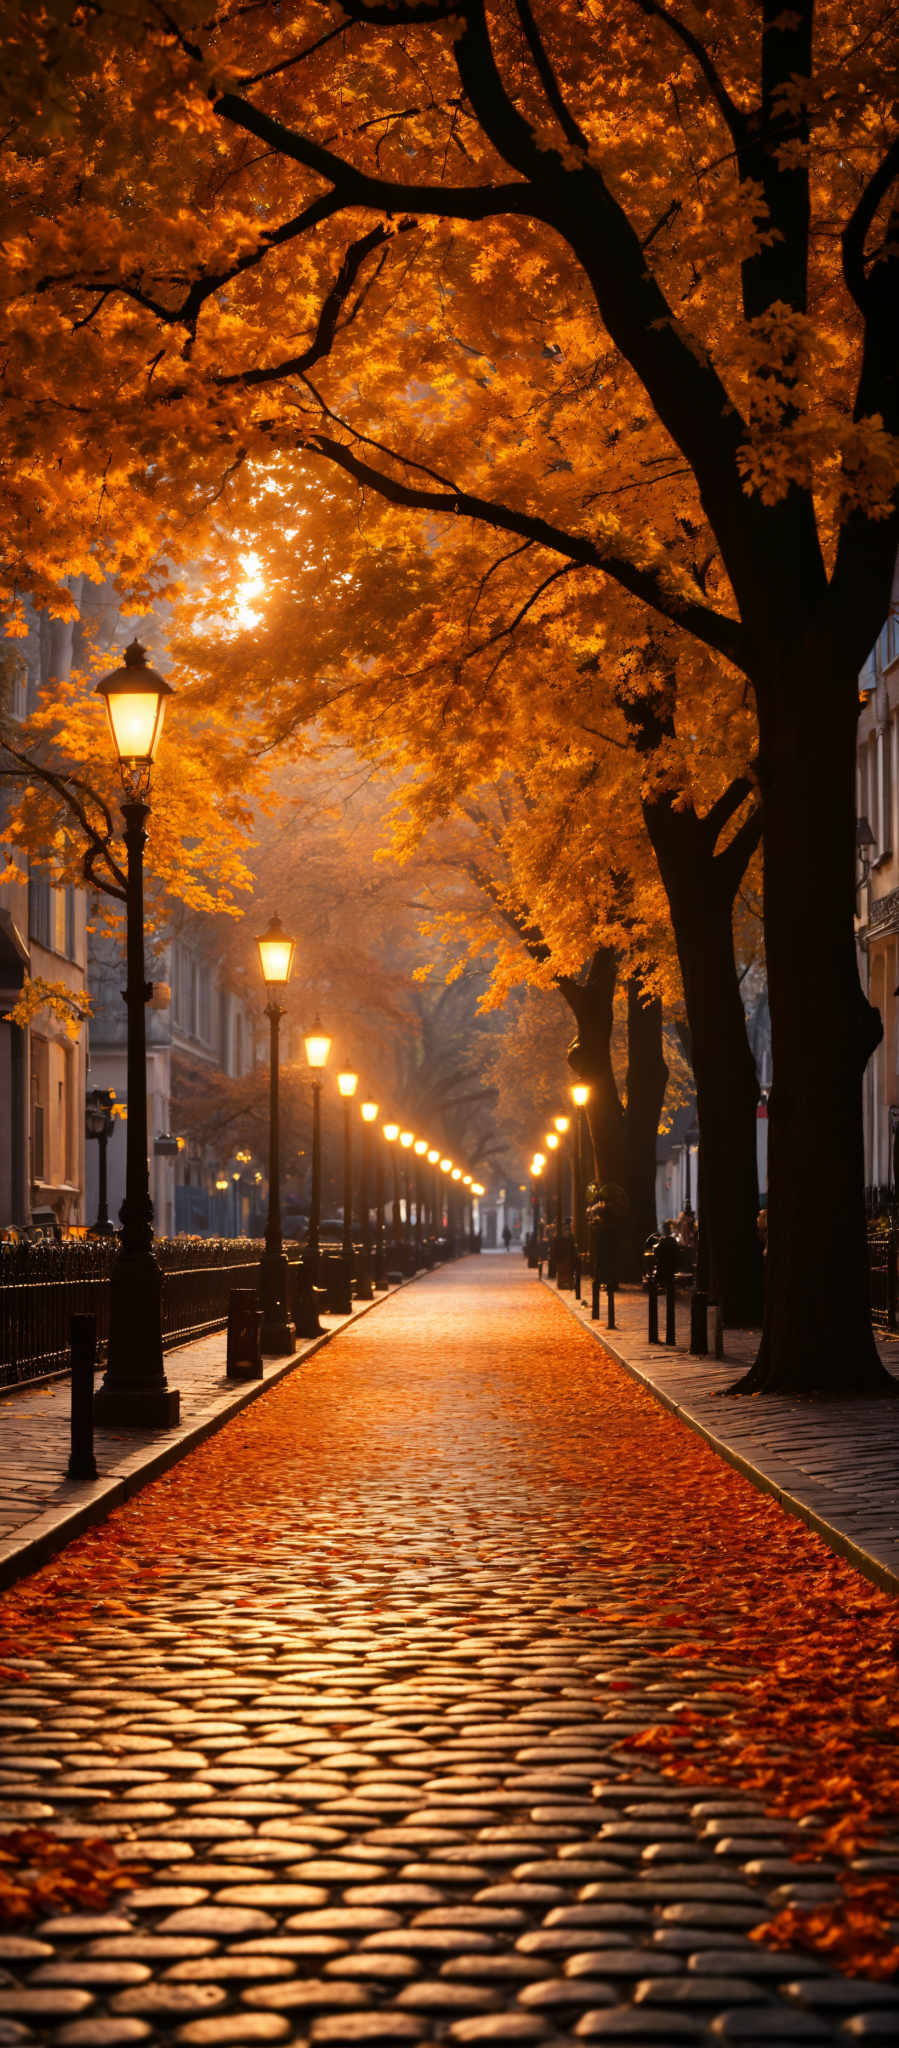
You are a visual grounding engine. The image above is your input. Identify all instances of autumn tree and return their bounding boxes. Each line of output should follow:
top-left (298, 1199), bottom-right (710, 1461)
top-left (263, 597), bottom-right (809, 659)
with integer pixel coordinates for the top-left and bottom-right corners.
top-left (5, 1), bottom-right (898, 1387)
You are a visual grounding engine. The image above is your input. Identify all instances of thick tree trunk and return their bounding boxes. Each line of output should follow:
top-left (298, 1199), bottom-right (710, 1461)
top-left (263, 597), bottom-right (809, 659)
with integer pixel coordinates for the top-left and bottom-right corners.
top-left (643, 790), bottom-right (764, 1328)
top-left (624, 980), bottom-right (666, 1255)
top-left (731, 668), bottom-right (893, 1395)
top-left (561, 947), bottom-right (629, 1194)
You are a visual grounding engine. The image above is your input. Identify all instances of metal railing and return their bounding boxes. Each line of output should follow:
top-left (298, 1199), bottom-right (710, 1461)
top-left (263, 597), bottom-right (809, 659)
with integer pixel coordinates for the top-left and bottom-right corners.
top-left (0, 1238), bottom-right (272, 1390)
top-left (867, 1225), bottom-right (899, 1330)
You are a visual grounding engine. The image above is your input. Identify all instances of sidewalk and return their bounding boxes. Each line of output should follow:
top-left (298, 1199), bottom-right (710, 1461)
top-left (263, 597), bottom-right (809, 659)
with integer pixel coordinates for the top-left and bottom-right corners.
top-left (552, 1278), bottom-right (899, 1596)
top-left (0, 1279), bottom-right (409, 1592)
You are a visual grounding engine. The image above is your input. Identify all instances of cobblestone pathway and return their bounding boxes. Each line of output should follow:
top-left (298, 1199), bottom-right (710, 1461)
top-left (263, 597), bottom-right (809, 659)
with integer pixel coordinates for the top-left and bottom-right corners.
top-left (0, 1257), bottom-right (897, 2046)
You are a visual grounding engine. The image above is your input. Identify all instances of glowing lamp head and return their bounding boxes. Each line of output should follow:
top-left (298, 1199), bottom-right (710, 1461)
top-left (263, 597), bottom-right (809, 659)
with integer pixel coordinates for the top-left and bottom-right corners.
top-left (400, 1130), bottom-right (414, 1149)
top-left (440, 1157), bottom-right (452, 1173)
top-left (414, 1138), bottom-right (427, 1155)
top-left (427, 1148), bottom-right (439, 1163)
top-left (474, 1182), bottom-right (485, 1196)
top-left (383, 1122), bottom-right (400, 1143)
top-left (215, 1176), bottom-right (229, 1192)
top-left (96, 639), bottom-right (173, 783)
top-left (463, 1174), bottom-right (472, 1185)
top-left (337, 1063), bottom-right (358, 1098)
top-left (571, 1083), bottom-right (590, 1107)
top-left (530, 1159), bottom-right (544, 1178)
top-left (304, 1017), bottom-right (331, 1070)
top-left (545, 1132), bottom-right (559, 1151)
top-left (553, 1114), bottom-right (570, 1134)
top-left (256, 913), bottom-right (296, 990)
top-left (361, 1100), bottom-right (379, 1123)
top-left (533, 1151), bottom-right (545, 1168)
top-left (451, 1167), bottom-right (462, 1181)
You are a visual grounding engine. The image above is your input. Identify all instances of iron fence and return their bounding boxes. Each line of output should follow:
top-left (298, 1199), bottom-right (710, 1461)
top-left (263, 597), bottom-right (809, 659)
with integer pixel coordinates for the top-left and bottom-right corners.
top-left (0, 1238), bottom-right (282, 1390)
top-left (867, 1225), bottom-right (899, 1331)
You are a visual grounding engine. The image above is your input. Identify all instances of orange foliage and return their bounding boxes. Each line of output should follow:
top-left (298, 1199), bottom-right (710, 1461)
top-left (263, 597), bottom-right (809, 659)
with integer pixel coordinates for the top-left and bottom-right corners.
top-left (0, 1829), bottom-right (146, 1927)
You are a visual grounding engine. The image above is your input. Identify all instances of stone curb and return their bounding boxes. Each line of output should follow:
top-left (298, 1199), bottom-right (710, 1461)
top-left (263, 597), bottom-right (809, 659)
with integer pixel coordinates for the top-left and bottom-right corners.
top-left (543, 1278), bottom-right (899, 1601)
top-left (0, 1271), bottom-right (423, 1593)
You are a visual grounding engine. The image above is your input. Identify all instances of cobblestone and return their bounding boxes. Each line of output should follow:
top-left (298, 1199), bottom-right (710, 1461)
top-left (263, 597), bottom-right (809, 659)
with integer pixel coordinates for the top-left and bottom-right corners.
top-left (0, 1256), bottom-right (896, 2047)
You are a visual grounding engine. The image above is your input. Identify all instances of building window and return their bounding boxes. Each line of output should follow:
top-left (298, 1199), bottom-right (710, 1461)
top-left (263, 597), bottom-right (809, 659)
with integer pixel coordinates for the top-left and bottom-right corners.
top-left (28, 867), bottom-right (51, 947)
top-left (64, 886), bottom-right (77, 961)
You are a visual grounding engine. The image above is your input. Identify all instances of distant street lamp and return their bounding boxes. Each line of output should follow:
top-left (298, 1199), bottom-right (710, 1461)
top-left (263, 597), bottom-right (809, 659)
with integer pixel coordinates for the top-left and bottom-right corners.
top-left (92, 641), bottom-right (179, 1430)
top-left (529, 1157), bottom-right (544, 1262)
top-left (359, 1099), bottom-right (378, 1296)
top-left (85, 1088), bottom-right (116, 1237)
top-left (545, 1130), bottom-right (562, 1239)
top-left (400, 1130), bottom-right (414, 1262)
top-left (570, 1082), bottom-right (591, 1249)
top-left (337, 1062), bottom-right (359, 1306)
top-left (304, 1018), bottom-right (332, 1283)
top-left (427, 1147), bottom-right (440, 1234)
top-left (256, 914), bottom-right (297, 1355)
top-left (414, 1137), bottom-right (428, 1259)
top-left (383, 1122), bottom-right (401, 1256)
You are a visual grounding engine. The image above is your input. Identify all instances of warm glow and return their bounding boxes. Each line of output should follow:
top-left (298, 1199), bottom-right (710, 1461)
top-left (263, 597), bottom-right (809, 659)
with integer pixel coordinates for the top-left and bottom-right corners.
top-left (361, 1100), bottom-right (379, 1123)
top-left (235, 550), bottom-right (265, 629)
top-left (256, 914), bottom-right (296, 989)
top-left (440, 1157), bottom-right (452, 1172)
top-left (545, 1132), bottom-right (559, 1150)
top-left (96, 640), bottom-right (172, 771)
top-left (472, 1182), bottom-right (485, 1196)
top-left (337, 1067), bottom-right (359, 1098)
top-left (427, 1148), bottom-right (439, 1163)
top-left (531, 1160), bottom-right (543, 1177)
top-left (451, 1167), bottom-right (462, 1181)
top-left (304, 1021), bottom-right (331, 1069)
top-left (553, 1114), bottom-right (570, 1134)
top-left (571, 1083), bottom-right (590, 1107)
top-left (414, 1138), bottom-right (428, 1155)
top-left (533, 1151), bottom-right (545, 1167)
top-left (463, 1174), bottom-right (472, 1185)
top-left (400, 1130), bottom-right (414, 1148)
top-left (383, 1122), bottom-right (400, 1143)
top-left (215, 1177), bottom-right (229, 1191)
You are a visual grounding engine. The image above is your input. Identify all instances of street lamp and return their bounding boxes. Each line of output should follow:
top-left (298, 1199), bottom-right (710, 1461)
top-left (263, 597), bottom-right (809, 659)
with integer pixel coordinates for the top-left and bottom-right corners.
top-left (427, 1147), bottom-right (440, 1235)
top-left (570, 1082), bottom-right (591, 1250)
top-left (92, 640), bottom-right (179, 1429)
top-left (383, 1121), bottom-right (401, 1257)
top-left (359, 1099), bottom-right (378, 1296)
top-left (529, 1156), bottom-right (544, 1265)
top-left (85, 1088), bottom-right (116, 1237)
top-left (337, 1062), bottom-right (358, 1307)
top-left (400, 1129), bottom-right (414, 1264)
top-left (304, 1018), bottom-right (332, 1283)
top-left (413, 1137), bottom-right (428, 1260)
top-left (255, 913), bottom-right (297, 1355)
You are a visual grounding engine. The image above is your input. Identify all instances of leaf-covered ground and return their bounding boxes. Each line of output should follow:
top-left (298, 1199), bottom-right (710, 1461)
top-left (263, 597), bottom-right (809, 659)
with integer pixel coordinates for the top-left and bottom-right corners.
top-left (0, 1257), bottom-right (896, 1980)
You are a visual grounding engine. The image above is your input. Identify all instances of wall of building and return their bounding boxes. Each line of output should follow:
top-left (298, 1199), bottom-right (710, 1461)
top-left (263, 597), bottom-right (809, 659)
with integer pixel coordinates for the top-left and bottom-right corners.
top-left (857, 555), bottom-right (899, 1203)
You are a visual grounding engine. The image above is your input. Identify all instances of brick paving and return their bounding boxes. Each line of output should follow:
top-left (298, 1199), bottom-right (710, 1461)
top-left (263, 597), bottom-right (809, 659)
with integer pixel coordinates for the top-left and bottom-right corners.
top-left (0, 1254), bottom-right (897, 2045)
top-left (0, 1287), bottom-right (404, 1591)
top-left (557, 1283), bottom-right (899, 1595)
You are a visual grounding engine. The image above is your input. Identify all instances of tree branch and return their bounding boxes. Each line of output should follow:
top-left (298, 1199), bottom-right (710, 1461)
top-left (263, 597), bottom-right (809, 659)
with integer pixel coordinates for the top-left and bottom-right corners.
top-left (842, 132), bottom-right (899, 312)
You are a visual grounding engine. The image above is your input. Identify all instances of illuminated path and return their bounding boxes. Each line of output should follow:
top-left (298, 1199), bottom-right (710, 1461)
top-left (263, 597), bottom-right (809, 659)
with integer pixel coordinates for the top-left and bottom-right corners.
top-left (0, 1254), bottom-right (897, 2043)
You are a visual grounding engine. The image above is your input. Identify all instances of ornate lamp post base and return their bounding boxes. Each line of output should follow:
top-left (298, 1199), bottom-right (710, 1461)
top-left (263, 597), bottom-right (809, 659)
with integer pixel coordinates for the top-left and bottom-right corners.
top-left (93, 1252), bottom-right (180, 1428)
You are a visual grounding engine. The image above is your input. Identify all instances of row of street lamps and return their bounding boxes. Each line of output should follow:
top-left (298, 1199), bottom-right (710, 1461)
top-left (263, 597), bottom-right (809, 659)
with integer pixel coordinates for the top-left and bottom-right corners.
top-left (529, 1083), bottom-right (592, 1252)
top-left (80, 637), bottom-right (487, 1430)
top-left (255, 914), bottom-right (485, 1355)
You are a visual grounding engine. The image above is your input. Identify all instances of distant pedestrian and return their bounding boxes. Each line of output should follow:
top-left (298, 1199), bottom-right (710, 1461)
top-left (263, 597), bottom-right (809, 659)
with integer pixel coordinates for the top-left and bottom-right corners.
top-left (502, 1224), bottom-right (512, 1250)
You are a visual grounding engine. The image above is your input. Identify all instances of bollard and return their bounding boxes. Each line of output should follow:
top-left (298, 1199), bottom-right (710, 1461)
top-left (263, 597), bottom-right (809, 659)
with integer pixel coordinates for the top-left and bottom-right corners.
top-left (68, 1313), bottom-right (98, 1481)
top-left (574, 1255), bottom-right (581, 1302)
top-left (647, 1279), bottom-right (659, 1343)
top-left (713, 1302), bottom-right (724, 1359)
top-left (591, 1274), bottom-right (600, 1321)
top-left (689, 1289), bottom-right (708, 1357)
top-left (665, 1276), bottom-right (677, 1345)
top-left (227, 1288), bottom-right (264, 1379)
top-left (606, 1279), bottom-right (616, 1330)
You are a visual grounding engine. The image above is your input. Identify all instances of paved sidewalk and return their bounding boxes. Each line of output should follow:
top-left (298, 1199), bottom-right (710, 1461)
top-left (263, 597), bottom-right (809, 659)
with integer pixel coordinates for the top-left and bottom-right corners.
top-left (0, 1253), bottom-right (897, 2046)
top-left (0, 1280), bottom-right (409, 1592)
top-left (552, 1280), bottom-right (899, 1598)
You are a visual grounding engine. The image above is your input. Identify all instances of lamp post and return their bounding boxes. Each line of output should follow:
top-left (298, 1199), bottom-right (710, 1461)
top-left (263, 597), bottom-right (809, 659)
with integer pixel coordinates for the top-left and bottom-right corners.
top-left (427, 1148), bottom-right (440, 1238)
top-left (92, 640), bottom-right (179, 1429)
top-left (304, 1019), bottom-right (332, 1283)
top-left (337, 1062), bottom-right (359, 1307)
top-left (451, 1165), bottom-right (462, 1251)
top-left (255, 914), bottom-right (297, 1356)
top-left (383, 1122), bottom-right (400, 1262)
top-left (414, 1137), bottom-right (428, 1263)
top-left (85, 1088), bottom-right (116, 1236)
top-left (570, 1083), bottom-right (591, 1251)
top-left (440, 1158), bottom-right (452, 1250)
top-left (400, 1130), bottom-right (414, 1268)
top-left (359, 1099), bottom-right (378, 1298)
top-left (529, 1157), bottom-right (544, 1266)
top-left (463, 1172), bottom-right (473, 1250)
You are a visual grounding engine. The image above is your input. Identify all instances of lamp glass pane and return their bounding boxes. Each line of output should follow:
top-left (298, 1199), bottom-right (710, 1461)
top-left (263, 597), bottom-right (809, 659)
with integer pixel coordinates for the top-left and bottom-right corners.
top-left (257, 934), bottom-right (295, 985)
top-left (554, 1115), bottom-right (570, 1133)
top-left (383, 1122), bottom-right (399, 1142)
top-left (451, 1167), bottom-right (462, 1180)
top-left (338, 1070), bottom-right (359, 1097)
top-left (106, 690), bottom-right (164, 763)
top-left (546, 1133), bottom-right (559, 1149)
top-left (361, 1100), bottom-right (379, 1122)
top-left (305, 1032), bottom-right (331, 1068)
top-left (414, 1139), bottom-right (427, 1154)
top-left (400, 1130), bottom-right (414, 1147)
top-left (427, 1148), bottom-right (439, 1162)
top-left (440, 1157), bottom-right (452, 1171)
top-left (571, 1084), bottom-right (590, 1106)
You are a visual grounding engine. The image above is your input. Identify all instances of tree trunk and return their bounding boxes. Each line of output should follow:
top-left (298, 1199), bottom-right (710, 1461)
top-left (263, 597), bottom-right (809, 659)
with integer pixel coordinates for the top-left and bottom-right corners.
top-left (561, 946), bottom-right (629, 1194)
top-left (727, 668), bottom-right (893, 1395)
top-left (642, 787), bottom-right (765, 1328)
top-left (625, 980), bottom-right (666, 1256)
